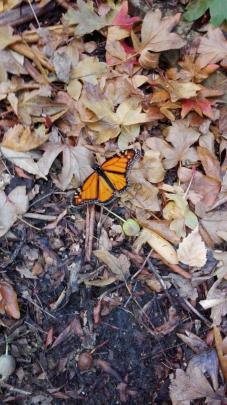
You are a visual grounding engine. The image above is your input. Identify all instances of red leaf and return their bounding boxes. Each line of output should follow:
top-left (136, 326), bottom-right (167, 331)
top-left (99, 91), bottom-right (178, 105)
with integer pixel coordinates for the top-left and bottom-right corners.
top-left (0, 281), bottom-right (20, 319)
top-left (181, 98), bottom-right (214, 119)
top-left (112, 1), bottom-right (141, 30)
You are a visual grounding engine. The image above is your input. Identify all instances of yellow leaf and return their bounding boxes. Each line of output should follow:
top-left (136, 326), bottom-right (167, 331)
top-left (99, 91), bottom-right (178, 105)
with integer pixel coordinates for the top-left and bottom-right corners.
top-left (1, 124), bottom-right (48, 152)
top-left (134, 228), bottom-right (178, 264)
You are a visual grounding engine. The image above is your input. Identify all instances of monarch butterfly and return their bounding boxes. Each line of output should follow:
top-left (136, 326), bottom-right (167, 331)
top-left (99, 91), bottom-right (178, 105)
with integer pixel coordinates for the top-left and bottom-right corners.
top-left (73, 149), bottom-right (140, 207)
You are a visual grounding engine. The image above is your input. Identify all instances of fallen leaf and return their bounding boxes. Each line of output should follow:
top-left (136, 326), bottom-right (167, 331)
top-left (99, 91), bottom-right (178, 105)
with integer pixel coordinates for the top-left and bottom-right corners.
top-left (0, 186), bottom-right (29, 237)
top-left (94, 250), bottom-right (130, 281)
top-left (134, 227), bottom-right (178, 264)
top-left (177, 227), bottom-right (207, 268)
top-left (197, 27), bottom-right (227, 68)
top-left (201, 211), bottom-right (227, 244)
top-left (63, 0), bottom-right (109, 36)
top-left (1, 124), bottom-right (48, 152)
top-left (178, 55), bottom-right (219, 83)
top-left (178, 166), bottom-right (220, 210)
top-left (37, 143), bottom-right (94, 190)
top-left (181, 98), bottom-right (214, 119)
top-left (0, 281), bottom-right (20, 319)
top-left (213, 326), bottom-right (227, 382)
top-left (147, 120), bottom-right (200, 169)
top-left (112, 1), bottom-right (140, 29)
top-left (170, 363), bottom-right (224, 404)
top-left (1, 147), bottom-right (47, 179)
top-left (0, 26), bottom-right (20, 50)
top-left (132, 10), bottom-right (185, 68)
top-left (150, 77), bottom-right (201, 102)
top-left (163, 191), bottom-right (198, 238)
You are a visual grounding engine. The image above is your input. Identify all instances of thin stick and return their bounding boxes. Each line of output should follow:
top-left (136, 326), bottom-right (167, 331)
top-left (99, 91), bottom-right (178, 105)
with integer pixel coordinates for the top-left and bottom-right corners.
top-left (183, 298), bottom-right (212, 327)
top-left (151, 252), bottom-right (192, 280)
top-left (131, 249), bottom-right (153, 280)
top-left (27, 0), bottom-right (40, 28)
top-left (85, 205), bottom-right (96, 263)
top-left (0, 382), bottom-right (32, 396)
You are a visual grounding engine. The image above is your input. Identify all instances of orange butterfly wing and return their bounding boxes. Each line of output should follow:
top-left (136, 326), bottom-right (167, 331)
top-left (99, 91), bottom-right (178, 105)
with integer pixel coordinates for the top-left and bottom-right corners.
top-left (74, 172), bottom-right (115, 206)
top-left (74, 150), bottom-right (139, 207)
top-left (101, 149), bottom-right (138, 192)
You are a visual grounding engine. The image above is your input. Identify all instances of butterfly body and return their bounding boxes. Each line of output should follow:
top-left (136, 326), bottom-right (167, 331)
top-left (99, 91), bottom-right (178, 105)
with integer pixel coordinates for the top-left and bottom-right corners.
top-left (74, 149), bottom-right (140, 207)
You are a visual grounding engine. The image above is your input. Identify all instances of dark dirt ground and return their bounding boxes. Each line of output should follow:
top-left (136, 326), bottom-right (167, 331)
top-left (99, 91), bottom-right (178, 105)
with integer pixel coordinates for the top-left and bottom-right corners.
top-left (0, 0), bottom-right (222, 404)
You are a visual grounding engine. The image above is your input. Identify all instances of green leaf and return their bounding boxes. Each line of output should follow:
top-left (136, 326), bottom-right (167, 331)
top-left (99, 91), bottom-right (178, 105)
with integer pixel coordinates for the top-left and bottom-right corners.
top-left (184, 0), bottom-right (209, 22)
top-left (184, 0), bottom-right (227, 27)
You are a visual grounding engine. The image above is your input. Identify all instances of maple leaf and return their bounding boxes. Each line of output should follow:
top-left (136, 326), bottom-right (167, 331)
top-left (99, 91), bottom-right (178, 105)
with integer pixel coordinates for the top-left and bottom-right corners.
top-left (1, 124), bottom-right (48, 152)
top-left (178, 55), bottom-right (219, 83)
top-left (150, 77), bottom-right (201, 102)
top-left (112, 1), bottom-right (141, 29)
top-left (0, 281), bottom-right (20, 319)
top-left (181, 98), bottom-right (214, 119)
top-left (81, 86), bottom-right (152, 144)
top-left (0, 186), bottom-right (29, 237)
top-left (37, 143), bottom-right (94, 190)
top-left (197, 27), bottom-right (227, 68)
top-left (132, 9), bottom-right (185, 68)
top-left (18, 87), bottom-right (67, 126)
top-left (177, 227), bottom-right (207, 268)
top-left (63, 0), bottom-right (109, 36)
top-left (170, 364), bottom-right (226, 404)
top-left (147, 120), bottom-right (200, 169)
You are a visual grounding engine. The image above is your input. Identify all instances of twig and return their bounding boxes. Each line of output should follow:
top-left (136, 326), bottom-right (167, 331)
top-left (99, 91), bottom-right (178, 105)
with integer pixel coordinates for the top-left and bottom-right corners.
top-left (26, 0), bottom-right (40, 28)
top-left (0, 382), bottom-right (31, 396)
top-left (131, 249), bottom-right (153, 280)
top-left (151, 252), bottom-right (192, 280)
top-left (0, 1), bottom-right (54, 26)
top-left (24, 213), bottom-right (57, 221)
top-left (182, 298), bottom-right (212, 327)
top-left (148, 260), bottom-right (174, 306)
top-left (85, 205), bottom-right (96, 263)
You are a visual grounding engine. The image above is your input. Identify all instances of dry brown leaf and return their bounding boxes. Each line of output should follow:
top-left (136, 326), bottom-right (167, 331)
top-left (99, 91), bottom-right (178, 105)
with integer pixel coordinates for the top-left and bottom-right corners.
top-left (150, 77), bottom-right (201, 102)
top-left (177, 227), bottom-right (207, 268)
top-left (213, 326), bottom-right (227, 382)
top-left (197, 146), bottom-right (221, 182)
top-left (170, 361), bottom-right (225, 404)
top-left (147, 120), bottom-right (200, 169)
top-left (1, 147), bottom-right (47, 179)
top-left (37, 143), bottom-right (94, 190)
top-left (0, 26), bottom-right (20, 50)
top-left (0, 186), bottom-right (29, 237)
top-left (93, 250), bottom-right (130, 281)
top-left (133, 10), bottom-right (185, 68)
top-left (200, 211), bottom-right (227, 244)
top-left (1, 124), bottom-right (48, 152)
top-left (63, 0), bottom-right (110, 36)
top-left (197, 27), bottom-right (227, 68)
top-left (134, 228), bottom-right (178, 264)
top-left (0, 281), bottom-right (20, 319)
top-left (178, 167), bottom-right (220, 210)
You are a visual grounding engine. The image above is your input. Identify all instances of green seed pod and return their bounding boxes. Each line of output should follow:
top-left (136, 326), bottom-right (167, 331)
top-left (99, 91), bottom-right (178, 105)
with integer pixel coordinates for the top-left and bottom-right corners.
top-left (123, 219), bottom-right (140, 236)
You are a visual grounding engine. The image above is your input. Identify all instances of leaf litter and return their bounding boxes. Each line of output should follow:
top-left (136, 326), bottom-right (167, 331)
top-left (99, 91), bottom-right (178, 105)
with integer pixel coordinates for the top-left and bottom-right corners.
top-left (0, 0), bottom-right (227, 403)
